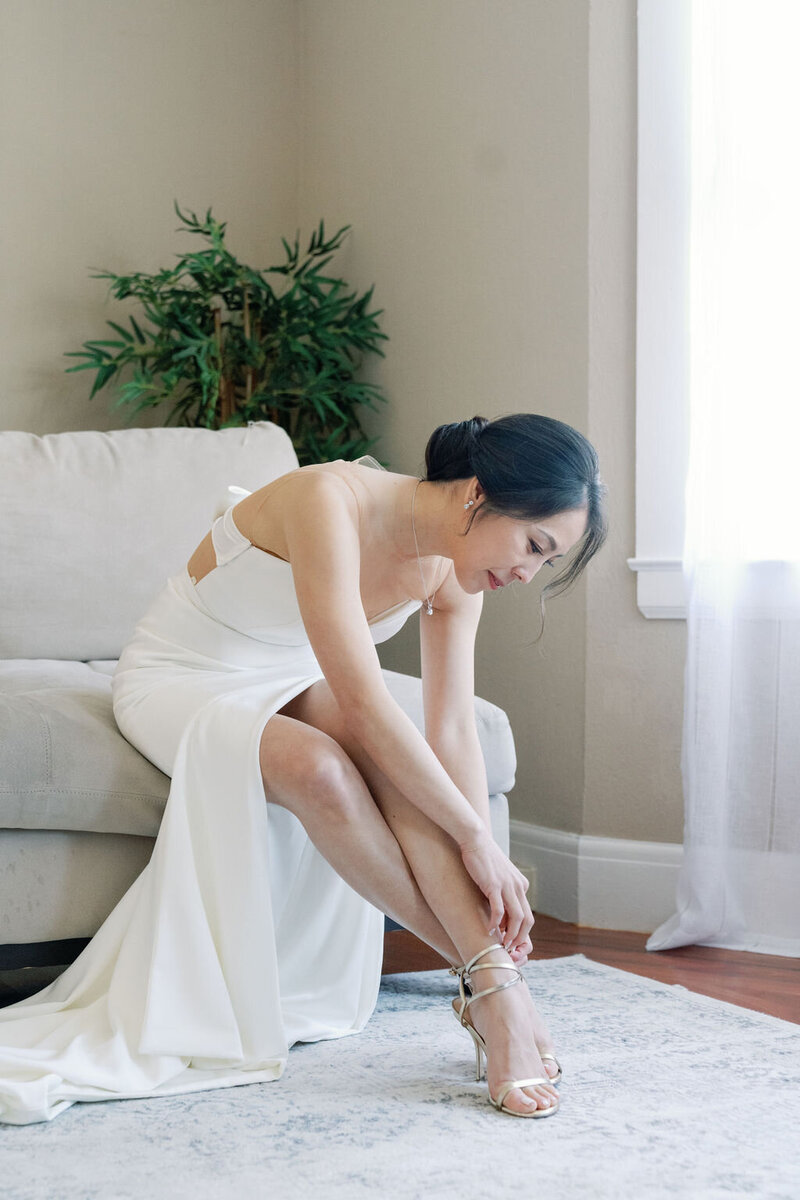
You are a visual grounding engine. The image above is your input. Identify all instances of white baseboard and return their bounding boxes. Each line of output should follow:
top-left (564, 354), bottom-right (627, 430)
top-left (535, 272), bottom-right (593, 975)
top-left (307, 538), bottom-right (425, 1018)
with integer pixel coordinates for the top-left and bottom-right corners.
top-left (510, 820), bottom-right (683, 934)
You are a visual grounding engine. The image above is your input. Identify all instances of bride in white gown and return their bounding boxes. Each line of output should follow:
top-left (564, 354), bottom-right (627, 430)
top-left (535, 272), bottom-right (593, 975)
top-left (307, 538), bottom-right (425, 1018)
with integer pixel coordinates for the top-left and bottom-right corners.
top-left (0, 414), bottom-right (605, 1125)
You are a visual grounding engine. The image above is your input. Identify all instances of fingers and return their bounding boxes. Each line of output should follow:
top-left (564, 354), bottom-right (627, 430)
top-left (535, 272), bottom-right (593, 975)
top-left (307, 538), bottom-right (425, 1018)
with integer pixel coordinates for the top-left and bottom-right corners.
top-left (487, 889), bottom-right (504, 935)
top-left (499, 879), bottom-right (534, 953)
top-left (508, 934), bottom-right (533, 965)
top-left (462, 839), bottom-right (535, 948)
top-left (487, 868), bottom-right (533, 951)
top-left (511, 878), bottom-right (534, 948)
top-left (501, 862), bottom-right (531, 946)
top-left (517, 874), bottom-right (534, 931)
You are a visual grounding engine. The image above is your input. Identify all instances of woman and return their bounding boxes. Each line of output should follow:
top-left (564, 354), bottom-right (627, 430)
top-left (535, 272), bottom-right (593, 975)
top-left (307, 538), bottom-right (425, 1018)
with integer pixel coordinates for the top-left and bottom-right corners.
top-left (0, 414), bottom-right (605, 1126)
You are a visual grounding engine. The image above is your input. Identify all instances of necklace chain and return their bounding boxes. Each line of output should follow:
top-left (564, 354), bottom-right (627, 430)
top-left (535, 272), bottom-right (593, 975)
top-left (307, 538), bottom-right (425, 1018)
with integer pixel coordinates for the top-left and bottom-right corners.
top-left (411, 479), bottom-right (434, 615)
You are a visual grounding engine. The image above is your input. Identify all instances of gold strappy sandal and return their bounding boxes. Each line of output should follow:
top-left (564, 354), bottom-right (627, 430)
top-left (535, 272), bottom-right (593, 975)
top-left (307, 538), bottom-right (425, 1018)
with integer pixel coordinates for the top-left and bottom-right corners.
top-left (451, 944), bottom-right (561, 1118)
top-left (540, 1053), bottom-right (562, 1084)
top-left (450, 950), bottom-right (563, 1085)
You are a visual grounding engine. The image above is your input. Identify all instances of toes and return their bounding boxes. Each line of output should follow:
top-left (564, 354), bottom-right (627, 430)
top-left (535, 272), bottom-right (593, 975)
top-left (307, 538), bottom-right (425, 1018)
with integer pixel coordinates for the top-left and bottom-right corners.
top-left (538, 1049), bottom-right (561, 1081)
top-left (521, 1084), bottom-right (557, 1111)
top-left (505, 1088), bottom-right (540, 1114)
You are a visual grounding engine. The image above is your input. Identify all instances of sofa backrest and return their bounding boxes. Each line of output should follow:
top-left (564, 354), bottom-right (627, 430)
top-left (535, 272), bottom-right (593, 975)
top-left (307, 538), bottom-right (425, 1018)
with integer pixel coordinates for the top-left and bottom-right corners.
top-left (0, 423), bottom-right (299, 660)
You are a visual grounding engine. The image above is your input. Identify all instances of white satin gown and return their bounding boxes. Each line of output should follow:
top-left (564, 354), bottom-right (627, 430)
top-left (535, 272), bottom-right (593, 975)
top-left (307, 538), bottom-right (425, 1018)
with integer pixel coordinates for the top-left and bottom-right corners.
top-left (0, 486), bottom-right (420, 1125)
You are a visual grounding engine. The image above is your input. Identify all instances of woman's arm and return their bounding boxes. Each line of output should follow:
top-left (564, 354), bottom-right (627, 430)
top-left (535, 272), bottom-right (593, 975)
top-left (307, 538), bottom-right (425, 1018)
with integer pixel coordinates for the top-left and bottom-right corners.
top-left (420, 569), bottom-right (533, 956)
top-left (419, 568), bottom-right (491, 830)
top-left (280, 473), bottom-right (532, 942)
top-left (284, 473), bottom-right (484, 846)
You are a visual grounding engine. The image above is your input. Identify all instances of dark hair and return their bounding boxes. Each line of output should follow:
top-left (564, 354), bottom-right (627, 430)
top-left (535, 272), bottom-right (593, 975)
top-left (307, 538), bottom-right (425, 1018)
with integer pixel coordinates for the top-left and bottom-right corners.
top-left (424, 414), bottom-right (607, 606)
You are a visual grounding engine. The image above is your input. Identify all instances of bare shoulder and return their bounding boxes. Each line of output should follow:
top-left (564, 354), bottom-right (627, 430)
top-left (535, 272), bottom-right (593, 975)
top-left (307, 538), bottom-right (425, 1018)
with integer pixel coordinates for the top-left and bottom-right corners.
top-left (233, 465), bottom-right (360, 562)
top-left (252, 462), bottom-right (358, 505)
top-left (281, 469), bottom-right (360, 538)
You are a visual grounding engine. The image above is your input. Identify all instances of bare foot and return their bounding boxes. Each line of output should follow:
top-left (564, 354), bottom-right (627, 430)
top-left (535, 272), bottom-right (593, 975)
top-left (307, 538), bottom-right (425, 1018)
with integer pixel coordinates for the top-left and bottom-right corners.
top-left (453, 953), bottom-right (560, 1115)
top-left (512, 967), bottom-right (561, 1081)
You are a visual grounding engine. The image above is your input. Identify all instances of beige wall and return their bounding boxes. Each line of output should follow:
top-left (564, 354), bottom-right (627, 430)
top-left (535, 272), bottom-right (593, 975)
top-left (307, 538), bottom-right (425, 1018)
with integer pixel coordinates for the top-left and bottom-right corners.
top-left (298, 0), bottom-right (592, 833)
top-left (298, 0), bottom-right (685, 841)
top-left (584, 1), bottom-right (685, 842)
top-left (1, 0), bottom-right (686, 843)
top-left (0, 0), bottom-right (298, 434)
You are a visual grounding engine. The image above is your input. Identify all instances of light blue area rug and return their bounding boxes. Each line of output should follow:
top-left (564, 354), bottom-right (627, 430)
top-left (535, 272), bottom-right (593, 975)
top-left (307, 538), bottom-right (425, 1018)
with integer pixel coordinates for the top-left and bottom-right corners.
top-left (2, 955), bottom-right (799, 1200)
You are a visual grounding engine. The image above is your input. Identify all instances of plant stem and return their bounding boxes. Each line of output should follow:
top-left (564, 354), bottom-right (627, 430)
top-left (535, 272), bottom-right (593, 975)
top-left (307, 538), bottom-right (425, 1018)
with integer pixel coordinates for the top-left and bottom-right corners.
top-left (213, 303), bottom-right (232, 424)
top-left (244, 289), bottom-right (253, 403)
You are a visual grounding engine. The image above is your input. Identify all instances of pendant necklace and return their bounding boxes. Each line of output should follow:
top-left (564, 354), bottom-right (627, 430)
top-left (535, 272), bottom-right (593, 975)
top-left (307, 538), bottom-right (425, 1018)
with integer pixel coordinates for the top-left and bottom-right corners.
top-left (411, 478), bottom-right (434, 615)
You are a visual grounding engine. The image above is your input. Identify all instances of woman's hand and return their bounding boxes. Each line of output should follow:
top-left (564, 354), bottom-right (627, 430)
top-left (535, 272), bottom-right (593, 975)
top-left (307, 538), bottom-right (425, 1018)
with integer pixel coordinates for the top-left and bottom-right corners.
top-left (507, 935), bottom-right (534, 966)
top-left (459, 830), bottom-right (534, 951)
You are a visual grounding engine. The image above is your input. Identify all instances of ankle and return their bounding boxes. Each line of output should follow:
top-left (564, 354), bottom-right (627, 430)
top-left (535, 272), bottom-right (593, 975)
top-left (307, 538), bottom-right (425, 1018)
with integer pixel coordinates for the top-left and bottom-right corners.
top-left (475, 964), bottom-right (519, 990)
top-left (460, 947), bottom-right (522, 1008)
top-left (460, 941), bottom-right (513, 975)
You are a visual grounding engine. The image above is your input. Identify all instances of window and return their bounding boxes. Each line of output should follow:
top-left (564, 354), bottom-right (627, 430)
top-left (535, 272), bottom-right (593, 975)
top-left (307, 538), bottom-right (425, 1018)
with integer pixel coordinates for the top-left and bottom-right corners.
top-left (630, 0), bottom-right (690, 618)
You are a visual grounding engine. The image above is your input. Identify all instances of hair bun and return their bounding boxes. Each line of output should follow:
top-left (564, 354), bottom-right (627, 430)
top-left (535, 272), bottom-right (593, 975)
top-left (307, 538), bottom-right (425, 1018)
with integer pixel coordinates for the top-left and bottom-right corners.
top-left (424, 416), bottom-right (489, 481)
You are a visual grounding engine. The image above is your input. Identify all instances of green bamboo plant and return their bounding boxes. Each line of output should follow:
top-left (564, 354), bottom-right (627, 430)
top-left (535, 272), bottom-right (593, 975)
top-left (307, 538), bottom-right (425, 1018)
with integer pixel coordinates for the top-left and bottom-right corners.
top-left (66, 204), bottom-right (388, 465)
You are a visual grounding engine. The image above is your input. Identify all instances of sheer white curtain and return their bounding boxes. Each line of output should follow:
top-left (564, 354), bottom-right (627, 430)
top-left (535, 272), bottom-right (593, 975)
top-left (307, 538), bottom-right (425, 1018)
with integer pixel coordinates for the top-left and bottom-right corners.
top-left (648, 0), bottom-right (800, 955)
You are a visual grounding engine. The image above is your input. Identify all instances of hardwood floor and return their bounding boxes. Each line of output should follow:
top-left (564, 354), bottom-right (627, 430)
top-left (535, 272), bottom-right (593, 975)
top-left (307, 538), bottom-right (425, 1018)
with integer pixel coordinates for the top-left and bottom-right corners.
top-left (3, 917), bottom-right (797, 1022)
top-left (382, 914), bottom-right (800, 1025)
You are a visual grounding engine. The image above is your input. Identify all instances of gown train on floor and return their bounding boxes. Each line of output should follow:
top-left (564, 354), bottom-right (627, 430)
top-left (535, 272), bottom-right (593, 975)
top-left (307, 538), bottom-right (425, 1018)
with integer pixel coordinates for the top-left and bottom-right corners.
top-left (0, 490), bottom-right (419, 1124)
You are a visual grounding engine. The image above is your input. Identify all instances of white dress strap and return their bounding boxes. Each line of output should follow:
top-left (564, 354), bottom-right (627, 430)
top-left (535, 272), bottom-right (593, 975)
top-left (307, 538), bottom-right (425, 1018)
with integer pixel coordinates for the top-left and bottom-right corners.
top-left (211, 504), bottom-right (252, 567)
top-left (352, 454), bottom-right (385, 472)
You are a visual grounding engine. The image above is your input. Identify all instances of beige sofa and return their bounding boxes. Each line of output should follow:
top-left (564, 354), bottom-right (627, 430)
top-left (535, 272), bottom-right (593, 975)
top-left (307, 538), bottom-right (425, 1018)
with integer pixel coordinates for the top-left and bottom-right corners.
top-left (0, 422), bottom-right (516, 969)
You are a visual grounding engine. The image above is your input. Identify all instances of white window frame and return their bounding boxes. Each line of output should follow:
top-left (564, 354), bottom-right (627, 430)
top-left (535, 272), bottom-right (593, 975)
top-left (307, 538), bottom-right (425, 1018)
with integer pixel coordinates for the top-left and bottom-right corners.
top-left (629, 0), bottom-right (690, 618)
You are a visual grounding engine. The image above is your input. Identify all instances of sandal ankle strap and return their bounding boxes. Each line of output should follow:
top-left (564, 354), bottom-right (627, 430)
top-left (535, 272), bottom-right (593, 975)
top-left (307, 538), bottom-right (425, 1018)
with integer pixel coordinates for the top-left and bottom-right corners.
top-left (448, 941), bottom-right (505, 983)
top-left (454, 943), bottom-right (523, 1023)
top-left (462, 942), bottom-right (505, 976)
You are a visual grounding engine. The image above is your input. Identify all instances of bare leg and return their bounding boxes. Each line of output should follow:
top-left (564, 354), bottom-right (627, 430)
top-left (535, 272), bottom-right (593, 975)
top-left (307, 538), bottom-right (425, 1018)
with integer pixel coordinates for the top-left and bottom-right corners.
top-left (260, 712), bottom-right (459, 964)
top-left (277, 682), bottom-right (560, 1115)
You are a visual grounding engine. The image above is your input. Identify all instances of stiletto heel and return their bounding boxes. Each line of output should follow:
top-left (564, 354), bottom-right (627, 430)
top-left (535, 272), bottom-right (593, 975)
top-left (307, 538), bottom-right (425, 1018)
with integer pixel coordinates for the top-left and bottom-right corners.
top-left (451, 944), bottom-right (560, 1119)
top-left (473, 1036), bottom-right (483, 1081)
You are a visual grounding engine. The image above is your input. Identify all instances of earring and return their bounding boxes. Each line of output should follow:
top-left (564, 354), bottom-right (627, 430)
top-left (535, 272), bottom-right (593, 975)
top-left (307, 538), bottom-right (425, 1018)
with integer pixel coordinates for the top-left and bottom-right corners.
top-left (464, 499), bottom-right (475, 509)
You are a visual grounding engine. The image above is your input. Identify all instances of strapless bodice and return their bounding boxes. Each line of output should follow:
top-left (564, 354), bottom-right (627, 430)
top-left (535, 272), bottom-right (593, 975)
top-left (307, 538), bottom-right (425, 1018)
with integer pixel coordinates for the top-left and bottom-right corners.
top-left (190, 505), bottom-right (420, 648)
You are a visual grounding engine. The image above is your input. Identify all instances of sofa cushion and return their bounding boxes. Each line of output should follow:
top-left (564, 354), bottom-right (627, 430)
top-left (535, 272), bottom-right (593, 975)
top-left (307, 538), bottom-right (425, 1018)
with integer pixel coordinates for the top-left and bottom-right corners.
top-left (0, 663), bottom-right (516, 837)
top-left (0, 423), bottom-right (298, 660)
top-left (0, 660), bottom-right (169, 836)
top-left (0, 830), bottom-right (155, 944)
top-left (380, 670), bottom-right (516, 796)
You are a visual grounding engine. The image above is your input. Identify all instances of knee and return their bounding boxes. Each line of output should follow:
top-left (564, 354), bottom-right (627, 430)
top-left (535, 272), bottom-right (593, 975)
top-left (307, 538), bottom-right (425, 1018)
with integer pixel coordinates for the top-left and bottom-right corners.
top-left (286, 741), bottom-right (364, 822)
